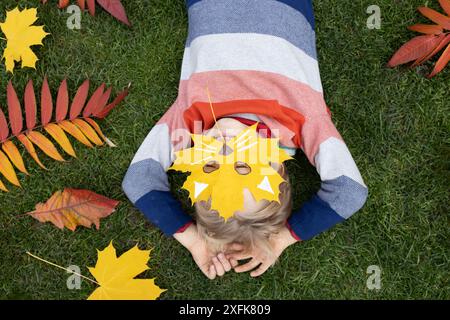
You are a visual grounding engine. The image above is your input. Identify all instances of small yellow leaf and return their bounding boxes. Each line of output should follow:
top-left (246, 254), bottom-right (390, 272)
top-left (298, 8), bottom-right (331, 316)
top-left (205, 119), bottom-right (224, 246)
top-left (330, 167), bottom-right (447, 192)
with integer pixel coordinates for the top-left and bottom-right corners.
top-left (2, 140), bottom-right (28, 174)
top-left (88, 242), bottom-right (165, 300)
top-left (44, 123), bottom-right (76, 158)
top-left (27, 131), bottom-right (65, 162)
top-left (0, 7), bottom-right (49, 73)
top-left (72, 119), bottom-right (103, 146)
top-left (0, 149), bottom-right (20, 187)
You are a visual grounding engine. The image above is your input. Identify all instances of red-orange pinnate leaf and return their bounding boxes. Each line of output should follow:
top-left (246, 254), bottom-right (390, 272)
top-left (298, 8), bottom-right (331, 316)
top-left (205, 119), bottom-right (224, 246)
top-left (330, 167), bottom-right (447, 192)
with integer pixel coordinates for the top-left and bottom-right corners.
top-left (94, 84), bottom-right (130, 119)
top-left (56, 79), bottom-right (69, 122)
top-left (24, 80), bottom-right (37, 130)
top-left (0, 108), bottom-right (9, 141)
top-left (7, 80), bottom-right (23, 135)
top-left (387, 34), bottom-right (444, 67)
top-left (58, 0), bottom-right (70, 9)
top-left (77, 0), bottom-right (86, 11)
top-left (87, 0), bottom-right (96, 16)
top-left (408, 24), bottom-right (444, 34)
top-left (97, 0), bottom-right (131, 26)
top-left (69, 79), bottom-right (89, 120)
top-left (412, 33), bottom-right (450, 67)
top-left (41, 77), bottom-right (53, 126)
top-left (83, 83), bottom-right (105, 117)
top-left (418, 6), bottom-right (450, 29)
top-left (439, 0), bottom-right (450, 16)
top-left (428, 42), bottom-right (450, 77)
top-left (27, 189), bottom-right (119, 231)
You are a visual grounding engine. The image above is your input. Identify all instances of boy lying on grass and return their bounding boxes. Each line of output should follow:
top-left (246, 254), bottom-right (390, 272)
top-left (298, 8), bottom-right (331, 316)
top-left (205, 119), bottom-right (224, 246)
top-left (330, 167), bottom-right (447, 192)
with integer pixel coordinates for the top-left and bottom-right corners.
top-left (123, 0), bottom-right (368, 279)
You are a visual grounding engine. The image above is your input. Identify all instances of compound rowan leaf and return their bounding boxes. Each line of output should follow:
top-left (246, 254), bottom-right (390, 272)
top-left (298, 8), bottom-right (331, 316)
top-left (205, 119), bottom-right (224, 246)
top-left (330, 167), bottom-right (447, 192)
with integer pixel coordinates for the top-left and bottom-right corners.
top-left (0, 7), bottom-right (49, 73)
top-left (388, 3), bottom-right (450, 77)
top-left (88, 242), bottom-right (165, 300)
top-left (27, 189), bottom-right (119, 231)
top-left (0, 78), bottom-right (128, 190)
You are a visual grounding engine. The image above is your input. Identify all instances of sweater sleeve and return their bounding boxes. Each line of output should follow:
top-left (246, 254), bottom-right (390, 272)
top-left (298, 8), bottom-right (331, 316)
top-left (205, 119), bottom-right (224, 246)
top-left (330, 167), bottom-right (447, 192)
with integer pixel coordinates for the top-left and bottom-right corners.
top-left (287, 114), bottom-right (368, 240)
top-left (122, 102), bottom-right (193, 236)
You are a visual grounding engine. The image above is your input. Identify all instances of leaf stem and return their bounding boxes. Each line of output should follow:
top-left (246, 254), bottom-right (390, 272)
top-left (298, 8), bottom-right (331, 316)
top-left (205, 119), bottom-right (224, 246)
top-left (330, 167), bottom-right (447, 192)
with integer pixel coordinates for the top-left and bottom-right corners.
top-left (26, 251), bottom-right (99, 285)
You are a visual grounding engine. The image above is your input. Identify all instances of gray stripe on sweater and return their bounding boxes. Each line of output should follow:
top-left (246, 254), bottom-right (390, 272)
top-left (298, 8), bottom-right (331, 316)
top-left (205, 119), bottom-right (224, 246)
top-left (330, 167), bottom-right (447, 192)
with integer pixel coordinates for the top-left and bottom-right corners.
top-left (122, 159), bottom-right (170, 203)
top-left (187, 0), bottom-right (317, 59)
top-left (317, 175), bottom-right (368, 219)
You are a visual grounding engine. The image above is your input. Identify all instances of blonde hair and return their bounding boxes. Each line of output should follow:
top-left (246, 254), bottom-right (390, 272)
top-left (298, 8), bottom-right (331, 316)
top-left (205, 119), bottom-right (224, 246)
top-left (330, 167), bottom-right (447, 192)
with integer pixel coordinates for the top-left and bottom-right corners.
top-left (194, 164), bottom-right (292, 264)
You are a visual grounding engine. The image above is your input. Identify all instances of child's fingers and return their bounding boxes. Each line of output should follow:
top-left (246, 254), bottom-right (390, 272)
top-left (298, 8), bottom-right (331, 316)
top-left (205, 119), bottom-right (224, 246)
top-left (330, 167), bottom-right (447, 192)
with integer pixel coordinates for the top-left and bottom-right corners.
top-left (250, 262), bottom-right (270, 277)
top-left (212, 257), bottom-right (225, 276)
top-left (230, 258), bottom-right (238, 268)
top-left (217, 253), bottom-right (232, 272)
top-left (234, 259), bottom-right (261, 273)
top-left (226, 252), bottom-right (252, 261)
top-left (207, 264), bottom-right (216, 280)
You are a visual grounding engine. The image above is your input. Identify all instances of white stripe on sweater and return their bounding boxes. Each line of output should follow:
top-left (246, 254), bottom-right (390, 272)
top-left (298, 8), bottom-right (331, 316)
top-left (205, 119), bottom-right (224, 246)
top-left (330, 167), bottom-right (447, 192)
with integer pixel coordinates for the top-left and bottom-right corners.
top-left (180, 33), bottom-right (323, 93)
top-left (314, 137), bottom-right (366, 187)
top-left (131, 123), bottom-right (173, 170)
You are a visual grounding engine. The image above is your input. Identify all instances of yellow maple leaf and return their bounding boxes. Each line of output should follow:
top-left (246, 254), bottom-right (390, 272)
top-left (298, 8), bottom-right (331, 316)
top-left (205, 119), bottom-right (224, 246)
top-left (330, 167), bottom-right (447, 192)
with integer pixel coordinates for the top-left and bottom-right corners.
top-left (170, 124), bottom-right (293, 220)
top-left (88, 242), bottom-right (166, 300)
top-left (0, 7), bottom-right (49, 73)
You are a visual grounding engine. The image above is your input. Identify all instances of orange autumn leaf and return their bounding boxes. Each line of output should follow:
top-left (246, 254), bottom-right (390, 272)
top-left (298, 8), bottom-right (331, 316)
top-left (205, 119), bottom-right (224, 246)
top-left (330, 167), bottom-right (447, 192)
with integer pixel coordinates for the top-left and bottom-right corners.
top-left (0, 78), bottom-right (129, 191)
top-left (27, 189), bottom-right (119, 231)
top-left (388, 0), bottom-right (450, 77)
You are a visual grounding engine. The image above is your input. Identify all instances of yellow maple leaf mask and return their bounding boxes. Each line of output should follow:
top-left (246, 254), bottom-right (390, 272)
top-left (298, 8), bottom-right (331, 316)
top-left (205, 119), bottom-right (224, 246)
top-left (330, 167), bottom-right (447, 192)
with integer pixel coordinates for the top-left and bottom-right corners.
top-left (169, 124), bottom-right (293, 221)
top-left (0, 7), bottom-right (49, 73)
top-left (88, 242), bottom-right (166, 300)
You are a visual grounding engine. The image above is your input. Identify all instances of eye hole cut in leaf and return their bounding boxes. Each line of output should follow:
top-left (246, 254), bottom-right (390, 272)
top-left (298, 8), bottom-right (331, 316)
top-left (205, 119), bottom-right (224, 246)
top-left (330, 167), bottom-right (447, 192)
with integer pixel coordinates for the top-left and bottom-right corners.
top-left (41, 0), bottom-right (131, 26)
top-left (26, 241), bottom-right (165, 300)
top-left (0, 78), bottom-right (130, 191)
top-left (27, 188), bottom-right (119, 231)
top-left (0, 7), bottom-right (50, 73)
top-left (388, 0), bottom-right (450, 77)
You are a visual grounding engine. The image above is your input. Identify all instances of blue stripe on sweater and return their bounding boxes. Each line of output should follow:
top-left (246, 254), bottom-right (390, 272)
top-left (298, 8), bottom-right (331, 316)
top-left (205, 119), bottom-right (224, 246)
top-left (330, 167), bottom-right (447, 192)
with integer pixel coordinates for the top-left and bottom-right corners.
top-left (186, 0), bottom-right (315, 29)
top-left (288, 195), bottom-right (345, 241)
top-left (186, 0), bottom-right (317, 59)
top-left (135, 190), bottom-right (193, 236)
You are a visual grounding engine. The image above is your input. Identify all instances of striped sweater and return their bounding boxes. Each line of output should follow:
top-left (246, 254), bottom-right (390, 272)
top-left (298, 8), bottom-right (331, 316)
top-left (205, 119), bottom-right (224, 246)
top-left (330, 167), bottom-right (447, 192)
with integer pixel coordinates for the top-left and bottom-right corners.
top-left (122, 0), bottom-right (368, 241)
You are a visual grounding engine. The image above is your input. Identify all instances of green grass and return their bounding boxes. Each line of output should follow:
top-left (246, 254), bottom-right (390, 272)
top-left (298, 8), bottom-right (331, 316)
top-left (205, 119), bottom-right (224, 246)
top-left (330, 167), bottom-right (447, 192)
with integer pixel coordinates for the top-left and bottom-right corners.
top-left (0, 0), bottom-right (449, 300)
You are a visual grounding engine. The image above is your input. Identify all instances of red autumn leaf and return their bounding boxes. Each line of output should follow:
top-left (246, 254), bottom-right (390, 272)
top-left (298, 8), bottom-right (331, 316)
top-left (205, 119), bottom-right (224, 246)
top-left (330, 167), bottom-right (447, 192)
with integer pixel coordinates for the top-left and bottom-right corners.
top-left (96, 0), bottom-right (131, 26)
top-left (387, 34), bottom-right (444, 67)
top-left (55, 79), bottom-right (69, 122)
top-left (41, 77), bottom-right (53, 126)
top-left (439, 0), bottom-right (450, 15)
top-left (25, 80), bottom-right (37, 130)
top-left (407, 24), bottom-right (444, 34)
top-left (418, 6), bottom-right (450, 29)
top-left (42, 0), bottom-right (131, 26)
top-left (69, 79), bottom-right (90, 120)
top-left (0, 108), bottom-right (9, 142)
top-left (7, 81), bottom-right (23, 135)
top-left (27, 188), bottom-right (119, 231)
top-left (94, 83), bottom-right (130, 119)
top-left (428, 42), bottom-right (450, 77)
top-left (412, 33), bottom-right (450, 66)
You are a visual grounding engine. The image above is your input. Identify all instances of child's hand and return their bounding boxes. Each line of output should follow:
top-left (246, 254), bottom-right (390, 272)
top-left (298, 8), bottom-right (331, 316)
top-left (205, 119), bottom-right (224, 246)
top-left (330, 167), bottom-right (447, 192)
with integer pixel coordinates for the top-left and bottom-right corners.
top-left (225, 226), bottom-right (298, 277)
top-left (174, 224), bottom-right (236, 279)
